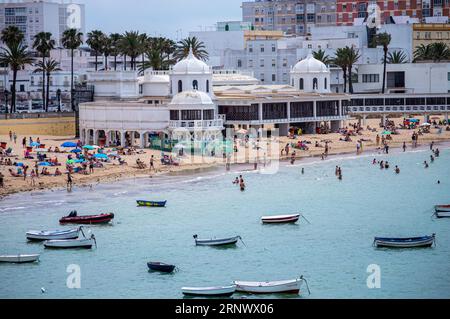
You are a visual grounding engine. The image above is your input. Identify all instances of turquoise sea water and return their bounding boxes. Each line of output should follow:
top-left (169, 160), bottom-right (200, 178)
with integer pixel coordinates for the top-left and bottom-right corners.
top-left (0, 146), bottom-right (449, 299)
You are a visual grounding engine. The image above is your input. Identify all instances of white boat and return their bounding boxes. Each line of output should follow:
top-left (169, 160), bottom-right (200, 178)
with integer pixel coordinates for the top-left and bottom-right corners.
top-left (26, 227), bottom-right (81, 241)
top-left (234, 278), bottom-right (306, 294)
top-left (193, 235), bottom-right (242, 246)
top-left (435, 211), bottom-right (450, 218)
top-left (261, 214), bottom-right (301, 224)
top-left (44, 235), bottom-right (96, 249)
top-left (182, 285), bottom-right (236, 297)
top-left (0, 254), bottom-right (40, 263)
top-left (373, 234), bottom-right (435, 248)
top-left (435, 205), bottom-right (450, 215)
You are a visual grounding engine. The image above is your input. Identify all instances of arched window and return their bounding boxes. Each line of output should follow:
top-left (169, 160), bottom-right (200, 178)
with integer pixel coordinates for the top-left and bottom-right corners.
top-left (178, 80), bottom-right (183, 93)
top-left (324, 78), bottom-right (327, 90)
top-left (299, 78), bottom-right (304, 90)
top-left (313, 78), bottom-right (318, 90)
top-left (192, 80), bottom-right (198, 90)
top-left (206, 80), bottom-right (210, 93)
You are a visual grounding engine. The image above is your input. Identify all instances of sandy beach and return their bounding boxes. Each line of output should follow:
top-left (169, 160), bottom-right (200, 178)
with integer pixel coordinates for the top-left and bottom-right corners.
top-left (1, 116), bottom-right (449, 198)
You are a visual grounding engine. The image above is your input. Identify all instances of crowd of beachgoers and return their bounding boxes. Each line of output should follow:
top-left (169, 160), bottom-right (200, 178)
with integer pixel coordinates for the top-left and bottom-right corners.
top-left (1, 116), bottom-right (450, 197)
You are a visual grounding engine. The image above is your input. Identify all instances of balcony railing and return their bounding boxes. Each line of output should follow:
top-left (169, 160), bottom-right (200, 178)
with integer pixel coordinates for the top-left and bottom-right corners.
top-left (169, 119), bottom-right (224, 129)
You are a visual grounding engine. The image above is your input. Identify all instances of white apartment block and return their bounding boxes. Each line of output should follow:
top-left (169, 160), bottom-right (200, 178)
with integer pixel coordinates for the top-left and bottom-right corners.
top-left (0, 0), bottom-right (86, 48)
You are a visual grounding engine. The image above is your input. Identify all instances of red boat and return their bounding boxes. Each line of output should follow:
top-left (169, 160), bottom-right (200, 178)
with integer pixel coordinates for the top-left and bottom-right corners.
top-left (60, 211), bottom-right (114, 225)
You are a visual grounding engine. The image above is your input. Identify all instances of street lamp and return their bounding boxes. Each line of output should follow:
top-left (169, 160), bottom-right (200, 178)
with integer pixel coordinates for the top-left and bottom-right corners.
top-left (56, 89), bottom-right (61, 112)
top-left (4, 89), bottom-right (9, 114)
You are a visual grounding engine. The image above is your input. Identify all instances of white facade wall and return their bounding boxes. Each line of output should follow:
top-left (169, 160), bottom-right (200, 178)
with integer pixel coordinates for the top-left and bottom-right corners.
top-left (87, 71), bottom-right (139, 100)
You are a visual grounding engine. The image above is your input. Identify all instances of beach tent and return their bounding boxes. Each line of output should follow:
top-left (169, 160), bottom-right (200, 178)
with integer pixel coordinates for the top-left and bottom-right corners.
top-left (61, 142), bottom-right (77, 148)
top-left (83, 145), bottom-right (95, 150)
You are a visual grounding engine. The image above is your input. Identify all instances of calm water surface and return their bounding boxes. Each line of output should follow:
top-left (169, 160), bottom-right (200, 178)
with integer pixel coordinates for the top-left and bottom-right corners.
top-left (1, 146), bottom-right (449, 299)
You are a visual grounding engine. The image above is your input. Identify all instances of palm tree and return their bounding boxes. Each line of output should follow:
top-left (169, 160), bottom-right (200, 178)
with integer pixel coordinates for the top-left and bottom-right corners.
top-left (1, 26), bottom-right (24, 47)
top-left (109, 33), bottom-right (122, 71)
top-left (0, 42), bottom-right (34, 113)
top-left (138, 33), bottom-right (150, 75)
top-left (101, 35), bottom-right (112, 70)
top-left (174, 37), bottom-right (208, 61)
top-left (313, 49), bottom-right (332, 65)
top-left (372, 32), bottom-right (391, 94)
top-left (32, 32), bottom-right (55, 111)
top-left (139, 37), bottom-right (176, 72)
top-left (413, 44), bottom-right (433, 62)
top-left (61, 28), bottom-right (83, 111)
top-left (344, 46), bottom-right (360, 94)
top-left (120, 31), bottom-right (141, 71)
top-left (333, 48), bottom-right (348, 93)
top-left (33, 59), bottom-right (61, 111)
top-left (86, 30), bottom-right (105, 71)
top-left (430, 42), bottom-right (450, 62)
top-left (387, 50), bottom-right (408, 64)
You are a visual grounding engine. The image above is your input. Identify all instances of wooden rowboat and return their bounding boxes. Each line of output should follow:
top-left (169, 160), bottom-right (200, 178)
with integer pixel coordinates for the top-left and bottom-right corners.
top-left (60, 213), bottom-right (114, 225)
top-left (44, 235), bottom-right (96, 249)
top-left (193, 235), bottom-right (242, 247)
top-left (234, 277), bottom-right (307, 294)
top-left (373, 234), bottom-right (435, 248)
top-left (147, 262), bottom-right (176, 273)
top-left (181, 285), bottom-right (236, 297)
top-left (435, 205), bottom-right (450, 213)
top-left (137, 200), bottom-right (167, 207)
top-left (261, 214), bottom-right (300, 224)
top-left (26, 227), bottom-right (81, 241)
top-left (0, 254), bottom-right (40, 263)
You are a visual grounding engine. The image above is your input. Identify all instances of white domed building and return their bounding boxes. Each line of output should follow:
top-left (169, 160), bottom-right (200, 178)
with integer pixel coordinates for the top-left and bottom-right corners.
top-left (290, 53), bottom-right (331, 94)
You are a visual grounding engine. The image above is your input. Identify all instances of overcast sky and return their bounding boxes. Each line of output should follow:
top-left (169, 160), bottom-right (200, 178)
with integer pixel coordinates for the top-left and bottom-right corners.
top-left (77, 0), bottom-right (244, 40)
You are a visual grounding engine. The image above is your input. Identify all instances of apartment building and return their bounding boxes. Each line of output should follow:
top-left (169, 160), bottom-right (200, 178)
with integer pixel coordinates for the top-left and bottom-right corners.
top-left (242, 0), bottom-right (337, 35)
top-left (413, 23), bottom-right (450, 48)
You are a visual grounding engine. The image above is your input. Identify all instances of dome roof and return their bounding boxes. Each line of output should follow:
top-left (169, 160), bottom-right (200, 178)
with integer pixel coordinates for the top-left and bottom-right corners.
top-left (170, 90), bottom-right (214, 105)
top-left (172, 48), bottom-right (210, 74)
top-left (292, 53), bottom-right (329, 73)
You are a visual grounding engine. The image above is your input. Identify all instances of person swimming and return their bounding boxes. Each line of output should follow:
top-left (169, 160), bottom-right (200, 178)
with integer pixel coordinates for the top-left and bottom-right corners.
top-left (395, 166), bottom-right (400, 174)
top-left (430, 155), bottom-right (435, 163)
top-left (233, 177), bottom-right (239, 185)
top-left (385, 161), bottom-right (390, 169)
top-left (424, 161), bottom-right (429, 168)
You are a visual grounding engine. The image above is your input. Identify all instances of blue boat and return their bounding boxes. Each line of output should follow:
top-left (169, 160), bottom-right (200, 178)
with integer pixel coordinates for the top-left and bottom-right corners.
top-left (137, 200), bottom-right (167, 207)
top-left (374, 234), bottom-right (435, 248)
top-left (147, 262), bottom-right (176, 273)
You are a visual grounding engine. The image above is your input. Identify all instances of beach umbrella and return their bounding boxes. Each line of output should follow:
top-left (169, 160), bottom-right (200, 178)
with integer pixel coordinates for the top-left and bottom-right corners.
top-left (381, 131), bottom-right (392, 135)
top-left (66, 159), bottom-right (75, 164)
top-left (74, 159), bottom-right (86, 163)
top-left (83, 145), bottom-right (95, 150)
top-left (15, 162), bottom-right (24, 167)
top-left (71, 148), bottom-right (82, 153)
top-left (61, 142), bottom-right (77, 148)
top-left (38, 162), bottom-right (51, 166)
top-left (30, 142), bottom-right (40, 147)
top-left (94, 153), bottom-right (108, 159)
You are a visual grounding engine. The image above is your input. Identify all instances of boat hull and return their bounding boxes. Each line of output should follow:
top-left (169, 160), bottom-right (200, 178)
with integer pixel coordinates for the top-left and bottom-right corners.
top-left (147, 262), bottom-right (176, 273)
top-left (44, 238), bottom-right (94, 249)
top-left (435, 211), bottom-right (450, 218)
top-left (137, 200), bottom-right (167, 207)
top-left (262, 214), bottom-right (300, 224)
top-left (234, 279), bottom-right (302, 294)
top-left (182, 286), bottom-right (236, 297)
top-left (195, 237), bottom-right (240, 246)
top-left (26, 228), bottom-right (80, 241)
top-left (0, 254), bottom-right (40, 263)
top-left (374, 236), bottom-right (435, 248)
top-left (435, 205), bottom-right (450, 213)
top-left (60, 213), bottom-right (114, 225)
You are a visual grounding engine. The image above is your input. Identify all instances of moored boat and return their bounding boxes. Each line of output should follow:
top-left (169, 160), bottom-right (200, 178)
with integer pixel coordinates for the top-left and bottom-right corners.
top-left (0, 254), bottom-right (40, 263)
top-left (373, 234), bottom-right (435, 248)
top-left (261, 214), bottom-right (300, 224)
top-left (234, 277), bottom-right (307, 294)
top-left (435, 211), bottom-right (450, 218)
top-left (435, 205), bottom-right (450, 213)
top-left (193, 235), bottom-right (242, 247)
top-left (137, 200), bottom-right (167, 207)
top-left (44, 234), bottom-right (96, 249)
top-left (59, 211), bottom-right (114, 225)
top-left (26, 227), bottom-right (81, 241)
top-left (181, 285), bottom-right (236, 297)
top-left (147, 262), bottom-right (176, 273)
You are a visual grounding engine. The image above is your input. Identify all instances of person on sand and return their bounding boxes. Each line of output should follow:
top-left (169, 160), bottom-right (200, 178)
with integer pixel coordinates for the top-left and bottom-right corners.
top-left (430, 141), bottom-right (434, 151)
top-left (30, 169), bottom-right (36, 187)
top-left (22, 137), bottom-right (26, 148)
top-left (150, 155), bottom-right (155, 171)
top-left (376, 135), bottom-right (380, 146)
top-left (55, 168), bottom-right (62, 176)
top-left (67, 172), bottom-right (73, 191)
top-left (13, 132), bottom-right (17, 144)
top-left (9, 130), bottom-right (12, 141)
top-left (0, 172), bottom-right (4, 188)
